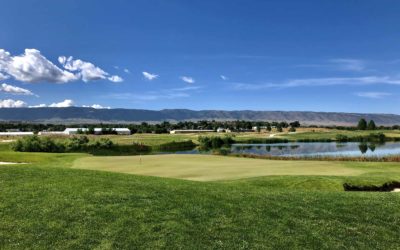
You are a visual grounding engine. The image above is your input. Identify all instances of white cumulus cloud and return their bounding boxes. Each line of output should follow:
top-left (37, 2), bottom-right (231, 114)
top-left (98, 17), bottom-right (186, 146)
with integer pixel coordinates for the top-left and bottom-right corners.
top-left (0, 49), bottom-right (123, 84)
top-left (29, 104), bottom-right (47, 108)
top-left (142, 71), bottom-right (159, 81)
top-left (0, 83), bottom-right (35, 96)
top-left (0, 49), bottom-right (78, 83)
top-left (108, 75), bottom-right (123, 83)
top-left (0, 99), bottom-right (27, 108)
top-left (180, 76), bottom-right (195, 84)
top-left (49, 99), bottom-right (75, 108)
top-left (82, 104), bottom-right (111, 109)
top-left (58, 56), bottom-right (123, 83)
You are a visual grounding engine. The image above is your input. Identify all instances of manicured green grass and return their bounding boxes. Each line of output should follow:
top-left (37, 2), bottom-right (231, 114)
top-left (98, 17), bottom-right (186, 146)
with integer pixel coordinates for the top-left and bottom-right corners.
top-left (71, 154), bottom-right (400, 181)
top-left (277, 129), bottom-right (400, 141)
top-left (1, 145), bottom-right (400, 248)
top-left (1, 164), bottom-right (400, 249)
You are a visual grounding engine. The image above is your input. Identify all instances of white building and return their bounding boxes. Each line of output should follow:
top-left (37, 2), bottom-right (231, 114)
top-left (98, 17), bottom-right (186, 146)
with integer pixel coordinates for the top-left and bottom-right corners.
top-left (63, 128), bottom-right (89, 135)
top-left (113, 128), bottom-right (131, 135)
top-left (62, 128), bottom-right (131, 135)
top-left (38, 131), bottom-right (66, 136)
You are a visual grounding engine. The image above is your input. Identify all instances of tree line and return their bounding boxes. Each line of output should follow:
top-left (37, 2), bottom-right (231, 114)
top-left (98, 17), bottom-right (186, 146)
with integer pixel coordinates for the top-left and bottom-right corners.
top-left (0, 119), bottom-right (398, 134)
top-left (0, 120), bottom-right (298, 133)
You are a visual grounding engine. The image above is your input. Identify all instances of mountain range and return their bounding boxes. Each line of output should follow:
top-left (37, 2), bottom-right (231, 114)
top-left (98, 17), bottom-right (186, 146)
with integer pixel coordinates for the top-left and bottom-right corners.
top-left (0, 107), bottom-right (400, 126)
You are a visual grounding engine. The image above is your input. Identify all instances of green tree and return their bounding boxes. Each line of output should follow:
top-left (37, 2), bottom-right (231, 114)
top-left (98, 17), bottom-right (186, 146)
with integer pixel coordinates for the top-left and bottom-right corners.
top-left (357, 119), bottom-right (367, 130)
top-left (289, 121), bottom-right (300, 128)
top-left (367, 120), bottom-right (376, 130)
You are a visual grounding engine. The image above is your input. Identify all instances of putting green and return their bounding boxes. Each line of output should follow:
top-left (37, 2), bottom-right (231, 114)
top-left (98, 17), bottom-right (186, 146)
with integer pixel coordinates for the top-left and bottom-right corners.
top-left (72, 154), bottom-right (372, 181)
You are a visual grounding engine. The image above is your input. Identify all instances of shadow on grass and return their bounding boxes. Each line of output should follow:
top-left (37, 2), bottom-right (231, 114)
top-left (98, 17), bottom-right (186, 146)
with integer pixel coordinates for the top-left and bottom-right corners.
top-left (344, 181), bottom-right (400, 192)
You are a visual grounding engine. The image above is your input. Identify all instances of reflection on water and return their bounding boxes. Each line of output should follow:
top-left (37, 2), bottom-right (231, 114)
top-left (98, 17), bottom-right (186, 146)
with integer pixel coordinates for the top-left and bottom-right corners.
top-left (230, 142), bottom-right (400, 157)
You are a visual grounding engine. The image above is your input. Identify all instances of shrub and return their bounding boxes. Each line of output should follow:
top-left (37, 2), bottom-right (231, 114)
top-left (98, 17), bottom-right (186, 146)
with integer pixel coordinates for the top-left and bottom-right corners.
top-left (88, 138), bottom-right (114, 150)
top-left (198, 136), bottom-right (234, 149)
top-left (155, 140), bottom-right (196, 151)
top-left (336, 134), bottom-right (349, 142)
top-left (368, 133), bottom-right (386, 143)
top-left (65, 136), bottom-right (90, 151)
top-left (11, 136), bottom-right (64, 153)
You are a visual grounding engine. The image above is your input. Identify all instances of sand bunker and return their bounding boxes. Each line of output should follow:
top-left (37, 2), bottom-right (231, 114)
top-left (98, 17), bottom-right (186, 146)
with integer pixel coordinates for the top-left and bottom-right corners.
top-left (0, 162), bottom-right (23, 165)
top-left (0, 140), bottom-right (15, 143)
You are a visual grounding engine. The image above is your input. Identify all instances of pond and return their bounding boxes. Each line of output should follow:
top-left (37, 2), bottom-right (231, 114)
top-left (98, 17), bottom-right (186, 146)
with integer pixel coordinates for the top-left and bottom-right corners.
top-left (170, 142), bottom-right (400, 157)
top-left (230, 142), bottom-right (400, 157)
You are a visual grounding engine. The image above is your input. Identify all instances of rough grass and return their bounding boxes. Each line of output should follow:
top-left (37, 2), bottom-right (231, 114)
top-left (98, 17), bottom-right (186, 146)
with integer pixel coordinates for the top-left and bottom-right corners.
top-left (101, 134), bottom-right (201, 146)
top-left (8, 128), bottom-right (398, 147)
top-left (96, 129), bottom-right (400, 145)
top-left (1, 165), bottom-right (400, 249)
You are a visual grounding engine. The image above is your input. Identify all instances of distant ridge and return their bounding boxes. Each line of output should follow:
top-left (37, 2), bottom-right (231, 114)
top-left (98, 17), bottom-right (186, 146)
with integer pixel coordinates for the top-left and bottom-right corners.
top-left (0, 107), bottom-right (400, 125)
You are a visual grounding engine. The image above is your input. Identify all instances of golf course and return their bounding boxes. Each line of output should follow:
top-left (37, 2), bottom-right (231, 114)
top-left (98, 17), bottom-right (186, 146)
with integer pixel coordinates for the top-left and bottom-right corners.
top-left (3, 1), bottom-right (400, 248)
top-left (1, 135), bottom-right (400, 249)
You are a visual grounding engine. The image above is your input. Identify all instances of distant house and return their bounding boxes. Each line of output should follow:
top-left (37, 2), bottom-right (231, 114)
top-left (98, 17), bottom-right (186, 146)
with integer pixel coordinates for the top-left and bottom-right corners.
top-left (170, 129), bottom-right (214, 134)
top-left (38, 131), bottom-right (66, 136)
top-left (216, 128), bottom-right (232, 133)
top-left (113, 128), bottom-right (131, 135)
top-left (252, 126), bottom-right (268, 131)
top-left (63, 128), bottom-right (89, 135)
top-left (217, 128), bottom-right (225, 133)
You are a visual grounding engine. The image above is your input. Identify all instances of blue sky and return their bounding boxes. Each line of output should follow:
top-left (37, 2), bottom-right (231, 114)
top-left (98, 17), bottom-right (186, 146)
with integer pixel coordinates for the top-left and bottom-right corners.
top-left (0, 0), bottom-right (400, 113)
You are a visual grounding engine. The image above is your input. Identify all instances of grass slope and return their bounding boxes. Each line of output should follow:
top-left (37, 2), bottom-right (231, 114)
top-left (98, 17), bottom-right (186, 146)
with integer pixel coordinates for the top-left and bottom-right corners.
top-left (1, 165), bottom-right (400, 249)
top-left (1, 143), bottom-right (400, 248)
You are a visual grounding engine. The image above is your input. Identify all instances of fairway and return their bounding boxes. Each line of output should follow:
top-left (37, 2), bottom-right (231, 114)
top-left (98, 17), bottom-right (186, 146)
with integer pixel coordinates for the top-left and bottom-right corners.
top-left (72, 154), bottom-right (380, 181)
